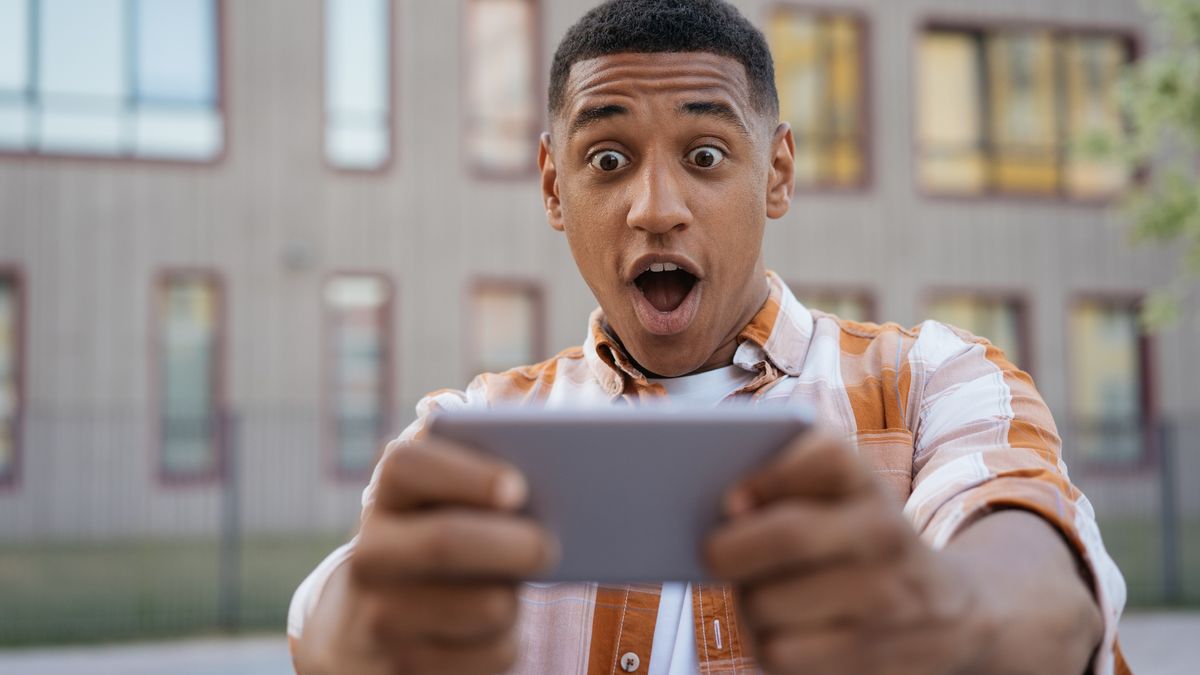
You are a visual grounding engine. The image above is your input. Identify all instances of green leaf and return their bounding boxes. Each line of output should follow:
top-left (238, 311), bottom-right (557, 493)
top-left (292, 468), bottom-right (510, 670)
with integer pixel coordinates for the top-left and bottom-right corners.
top-left (1141, 289), bottom-right (1181, 332)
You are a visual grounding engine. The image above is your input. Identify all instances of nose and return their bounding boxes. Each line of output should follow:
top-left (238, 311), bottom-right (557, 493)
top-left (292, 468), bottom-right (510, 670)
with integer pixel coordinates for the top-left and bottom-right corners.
top-left (626, 154), bottom-right (691, 235)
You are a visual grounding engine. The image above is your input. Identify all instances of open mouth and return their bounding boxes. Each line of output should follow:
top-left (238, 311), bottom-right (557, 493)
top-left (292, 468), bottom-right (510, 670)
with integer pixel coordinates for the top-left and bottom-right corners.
top-left (634, 263), bottom-right (699, 313)
top-left (630, 261), bottom-right (703, 336)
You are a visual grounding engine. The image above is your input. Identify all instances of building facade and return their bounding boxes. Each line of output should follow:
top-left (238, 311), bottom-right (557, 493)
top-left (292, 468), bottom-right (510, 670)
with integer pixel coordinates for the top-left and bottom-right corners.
top-left (0, 0), bottom-right (1196, 542)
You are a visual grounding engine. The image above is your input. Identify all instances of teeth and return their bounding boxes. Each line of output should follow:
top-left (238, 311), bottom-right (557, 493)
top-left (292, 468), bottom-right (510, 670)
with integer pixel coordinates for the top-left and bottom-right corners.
top-left (641, 261), bottom-right (684, 274)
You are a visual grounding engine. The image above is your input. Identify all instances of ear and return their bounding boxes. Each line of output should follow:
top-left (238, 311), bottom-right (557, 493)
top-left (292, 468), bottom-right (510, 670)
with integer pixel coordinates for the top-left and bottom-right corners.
top-left (765, 122), bottom-right (796, 220)
top-left (539, 132), bottom-right (565, 232)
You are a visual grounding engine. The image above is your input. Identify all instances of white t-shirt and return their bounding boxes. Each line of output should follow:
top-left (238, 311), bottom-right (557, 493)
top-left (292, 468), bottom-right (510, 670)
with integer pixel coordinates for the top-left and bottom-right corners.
top-left (644, 364), bottom-right (757, 675)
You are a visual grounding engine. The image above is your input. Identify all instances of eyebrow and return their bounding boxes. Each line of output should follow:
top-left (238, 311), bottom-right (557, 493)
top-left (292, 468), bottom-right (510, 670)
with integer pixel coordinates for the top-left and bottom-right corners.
top-left (564, 99), bottom-right (752, 141)
top-left (680, 100), bottom-right (752, 138)
top-left (567, 104), bottom-right (629, 139)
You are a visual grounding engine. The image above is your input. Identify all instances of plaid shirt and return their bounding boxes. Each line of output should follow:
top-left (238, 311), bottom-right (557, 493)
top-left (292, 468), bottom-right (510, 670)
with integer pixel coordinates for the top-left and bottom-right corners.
top-left (289, 271), bottom-right (1129, 675)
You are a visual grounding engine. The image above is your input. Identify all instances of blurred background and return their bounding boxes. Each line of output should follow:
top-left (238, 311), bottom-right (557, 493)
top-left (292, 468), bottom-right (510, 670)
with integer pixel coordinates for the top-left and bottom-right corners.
top-left (0, 0), bottom-right (1198, 672)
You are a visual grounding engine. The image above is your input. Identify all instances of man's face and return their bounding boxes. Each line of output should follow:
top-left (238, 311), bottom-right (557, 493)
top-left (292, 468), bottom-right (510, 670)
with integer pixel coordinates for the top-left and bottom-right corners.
top-left (540, 52), bottom-right (795, 377)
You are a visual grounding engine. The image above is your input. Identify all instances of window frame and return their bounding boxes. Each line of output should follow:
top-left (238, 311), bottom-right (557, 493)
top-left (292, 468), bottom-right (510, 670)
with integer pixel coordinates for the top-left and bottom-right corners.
top-left (913, 16), bottom-right (1141, 205)
top-left (150, 268), bottom-right (227, 486)
top-left (0, 265), bottom-right (25, 490)
top-left (1064, 291), bottom-right (1158, 473)
top-left (764, 2), bottom-right (873, 194)
top-left (0, 0), bottom-right (227, 167)
top-left (786, 282), bottom-right (878, 323)
top-left (921, 287), bottom-right (1034, 378)
top-left (464, 277), bottom-right (546, 378)
top-left (321, 0), bottom-right (397, 174)
top-left (460, 0), bottom-right (543, 180)
top-left (320, 271), bottom-right (395, 482)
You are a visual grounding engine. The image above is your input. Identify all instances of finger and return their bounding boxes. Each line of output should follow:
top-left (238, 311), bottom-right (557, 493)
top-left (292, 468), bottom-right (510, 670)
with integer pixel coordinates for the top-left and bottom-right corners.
top-left (353, 509), bottom-right (559, 584)
top-left (375, 438), bottom-right (527, 513)
top-left (368, 582), bottom-right (519, 643)
top-left (741, 563), bottom-right (894, 632)
top-left (706, 496), bottom-right (911, 582)
top-left (386, 630), bottom-right (520, 675)
top-left (757, 626), bottom-right (864, 675)
top-left (724, 432), bottom-right (874, 516)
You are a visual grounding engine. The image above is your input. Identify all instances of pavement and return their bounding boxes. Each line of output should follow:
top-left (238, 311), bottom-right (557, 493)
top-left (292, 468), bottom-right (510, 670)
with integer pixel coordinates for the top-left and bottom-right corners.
top-left (1115, 611), bottom-right (1200, 675)
top-left (0, 611), bottom-right (1197, 674)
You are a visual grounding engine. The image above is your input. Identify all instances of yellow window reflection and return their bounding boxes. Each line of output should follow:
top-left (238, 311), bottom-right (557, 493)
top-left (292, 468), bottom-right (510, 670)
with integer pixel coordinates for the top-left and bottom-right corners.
top-left (927, 295), bottom-right (1026, 370)
top-left (918, 27), bottom-right (1131, 199)
top-left (988, 32), bottom-right (1060, 194)
top-left (1064, 35), bottom-right (1129, 198)
top-left (1069, 300), bottom-right (1146, 463)
top-left (465, 0), bottom-right (538, 175)
top-left (918, 31), bottom-right (986, 193)
top-left (767, 9), bottom-right (865, 188)
top-left (791, 286), bottom-right (874, 323)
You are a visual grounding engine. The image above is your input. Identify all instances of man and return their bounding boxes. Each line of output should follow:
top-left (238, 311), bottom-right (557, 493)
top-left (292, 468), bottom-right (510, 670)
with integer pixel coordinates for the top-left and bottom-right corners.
top-left (289, 1), bottom-right (1128, 673)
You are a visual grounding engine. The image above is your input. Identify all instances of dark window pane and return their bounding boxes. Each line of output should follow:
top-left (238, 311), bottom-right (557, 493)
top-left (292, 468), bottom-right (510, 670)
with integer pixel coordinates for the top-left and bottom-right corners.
top-left (160, 276), bottom-right (219, 477)
top-left (0, 276), bottom-right (17, 479)
top-left (325, 275), bottom-right (390, 474)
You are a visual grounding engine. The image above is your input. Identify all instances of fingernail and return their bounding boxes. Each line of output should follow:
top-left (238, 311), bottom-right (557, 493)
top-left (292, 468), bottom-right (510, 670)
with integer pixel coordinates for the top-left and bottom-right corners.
top-left (493, 471), bottom-right (528, 509)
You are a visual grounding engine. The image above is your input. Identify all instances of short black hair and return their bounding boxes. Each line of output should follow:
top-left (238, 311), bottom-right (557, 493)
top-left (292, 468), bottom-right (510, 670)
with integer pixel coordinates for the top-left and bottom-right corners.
top-left (548, 0), bottom-right (779, 120)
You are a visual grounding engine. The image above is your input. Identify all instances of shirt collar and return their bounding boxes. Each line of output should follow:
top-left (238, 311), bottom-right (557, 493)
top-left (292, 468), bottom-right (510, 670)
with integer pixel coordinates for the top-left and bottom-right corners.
top-left (582, 271), bottom-right (814, 396)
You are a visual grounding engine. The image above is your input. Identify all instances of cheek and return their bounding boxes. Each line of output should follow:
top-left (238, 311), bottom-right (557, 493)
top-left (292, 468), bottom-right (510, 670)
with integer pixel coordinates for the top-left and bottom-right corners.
top-left (559, 187), bottom-right (624, 288)
top-left (562, 180), bottom-right (626, 247)
top-left (701, 176), bottom-right (767, 254)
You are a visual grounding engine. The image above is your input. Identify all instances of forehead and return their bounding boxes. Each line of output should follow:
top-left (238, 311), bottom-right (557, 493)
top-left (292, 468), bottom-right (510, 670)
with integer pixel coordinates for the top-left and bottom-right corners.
top-left (558, 51), bottom-right (754, 125)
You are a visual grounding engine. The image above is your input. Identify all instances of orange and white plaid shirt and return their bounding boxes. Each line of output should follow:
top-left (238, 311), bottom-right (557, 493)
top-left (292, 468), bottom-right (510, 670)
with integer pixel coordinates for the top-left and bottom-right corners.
top-left (289, 271), bottom-right (1129, 675)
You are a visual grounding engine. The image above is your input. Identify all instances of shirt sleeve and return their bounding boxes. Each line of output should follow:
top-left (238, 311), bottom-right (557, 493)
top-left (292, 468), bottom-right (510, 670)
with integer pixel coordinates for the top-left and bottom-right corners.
top-left (901, 321), bottom-right (1129, 675)
top-left (285, 379), bottom-right (489, 652)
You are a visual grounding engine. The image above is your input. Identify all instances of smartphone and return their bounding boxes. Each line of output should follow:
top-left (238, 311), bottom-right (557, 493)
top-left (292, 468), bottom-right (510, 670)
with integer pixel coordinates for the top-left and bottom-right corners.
top-left (428, 405), bottom-right (812, 582)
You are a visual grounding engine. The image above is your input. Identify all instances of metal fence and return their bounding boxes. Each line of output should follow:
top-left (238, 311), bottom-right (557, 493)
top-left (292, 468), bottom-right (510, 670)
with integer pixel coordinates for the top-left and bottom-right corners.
top-left (0, 411), bottom-right (1196, 647)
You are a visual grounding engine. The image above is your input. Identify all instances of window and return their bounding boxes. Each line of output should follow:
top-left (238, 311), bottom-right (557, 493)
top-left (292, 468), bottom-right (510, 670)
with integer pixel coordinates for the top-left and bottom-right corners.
top-left (324, 274), bottom-right (391, 476)
top-left (766, 8), bottom-right (866, 188)
top-left (157, 272), bottom-right (222, 480)
top-left (0, 272), bottom-right (20, 485)
top-left (464, 0), bottom-right (538, 175)
top-left (1069, 299), bottom-right (1150, 464)
top-left (325, 0), bottom-right (390, 170)
top-left (0, 0), bottom-right (222, 160)
top-left (917, 26), bottom-right (1132, 199)
top-left (789, 285), bottom-right (875, 323)
top-left (470, 281), bottom-right (543, 374)
top-left (927, 294), bottom-right (1028, 370)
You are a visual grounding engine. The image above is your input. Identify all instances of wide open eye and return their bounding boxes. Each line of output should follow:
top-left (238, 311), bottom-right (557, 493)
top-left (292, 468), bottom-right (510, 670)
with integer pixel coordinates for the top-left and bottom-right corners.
top-left (590, 150), bottom-right (630, 172)
top-left (686, 146), bottom-right (726, 168)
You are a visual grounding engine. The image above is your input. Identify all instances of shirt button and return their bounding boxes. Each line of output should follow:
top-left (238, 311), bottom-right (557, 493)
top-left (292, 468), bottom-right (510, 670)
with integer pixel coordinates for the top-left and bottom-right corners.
top-left (620, 651), bottom-right (640, 672)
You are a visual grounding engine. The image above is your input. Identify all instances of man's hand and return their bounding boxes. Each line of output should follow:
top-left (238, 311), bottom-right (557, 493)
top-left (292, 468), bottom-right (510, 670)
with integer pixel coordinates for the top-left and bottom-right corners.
top-left (705, 432), bottom-right (988, 675)
top-left (297, 437), bottom-right (558, 675)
